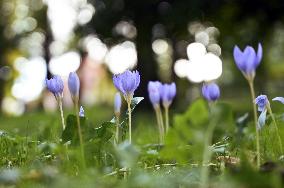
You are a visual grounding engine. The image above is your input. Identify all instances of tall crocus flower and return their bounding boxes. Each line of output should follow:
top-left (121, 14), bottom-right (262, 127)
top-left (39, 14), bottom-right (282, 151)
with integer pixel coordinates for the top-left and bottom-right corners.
top-left (200, 82), bottom-right (220, 187)
top-left (202, 82), bottom-right (220, 102)
top-left (255, 95), bottom-right (283, 154)
top-left (46, 75), bottom-right (65, 129)
top-left (114, 92), bottom-right (122, 145)
top-left (233, 43), bottom-right (262, 80)
top-left (148, 81), bottom-right (164, 143)
top-left (68, 72), bottom-right (85, 168)
top-left (233, 43), bottom-right (262, 168)
top-left (113, 70), bottom-right (140, 144)
top-left (160, 83), bottom-right (176, 134)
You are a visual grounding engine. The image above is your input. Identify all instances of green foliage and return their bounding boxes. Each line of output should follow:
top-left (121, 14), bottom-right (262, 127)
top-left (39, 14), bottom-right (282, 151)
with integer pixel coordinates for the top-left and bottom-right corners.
top-left (1, 100), bottom-right (284, 187)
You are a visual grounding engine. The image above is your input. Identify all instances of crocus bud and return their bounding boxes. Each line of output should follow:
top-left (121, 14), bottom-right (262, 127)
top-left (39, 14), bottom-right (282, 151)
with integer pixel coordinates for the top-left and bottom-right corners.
top-left (160, 83), bottom-right (176, 107)
top-left (114, 92), bottom-right (122, 115)
top-left (202, 82), bottom-right (220, 102)
top-left (79, 106), bottom-right (85, 117)
top-left (148, 81), bottom-right (162, 108)
top-left (233, 43), bottom-right (262, 80)
top-left (113, 70), bottom-right (140, 102)
top-left (46, 75), bottom-right (64, 100)
top-left (68, 72), bottom-right (80, 100)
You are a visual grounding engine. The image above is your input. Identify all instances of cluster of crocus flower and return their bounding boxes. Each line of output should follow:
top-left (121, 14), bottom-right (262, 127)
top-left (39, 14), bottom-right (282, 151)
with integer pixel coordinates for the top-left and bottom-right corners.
top-left (148, 81), bottom-right (176, 143)
top-left (45, 72), bottom-right (86, 167)
top-left (233, 43), bottom-right (263, 168)
top-left (113, 70), bottom-right (140, 144)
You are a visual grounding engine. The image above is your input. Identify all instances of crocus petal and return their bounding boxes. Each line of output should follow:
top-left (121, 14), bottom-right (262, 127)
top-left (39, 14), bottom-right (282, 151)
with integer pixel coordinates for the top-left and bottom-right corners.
top-left (255, 43), bottom-right (263, 67)
top-left (258, 109), bottom-right (267, 130)
top-left (272, 97), bottom-right (284, 104)
top-left (233, 46), bottom-right (244, 71)
top-left (114, 92), bottom-right (122, 114)
top-left (243, 46), bottom-right (257, 74)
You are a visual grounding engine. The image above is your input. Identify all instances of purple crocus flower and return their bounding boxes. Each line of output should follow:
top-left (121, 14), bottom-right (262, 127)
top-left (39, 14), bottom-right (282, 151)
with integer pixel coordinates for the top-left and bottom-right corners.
top-left (46, 75), bottom-right (64, 99)
top-left (202, 82), bottom-right (220, 102)
top-left (68, 72), bottom-right (80, 99)
top-left (113, 70), bottom-right (140, 100)
top-left (148, 81), bottom-right (162, 107)
top-left (233, 43), bottom-right (262, 79)
top-left (255, 95), bottom-right (269, 112)
top-left (79, 106), bottom-right (85, 117)
top-left (160, 83), bottom-right (176, 107)
top-left (114, 92), bottom-right (122, 114)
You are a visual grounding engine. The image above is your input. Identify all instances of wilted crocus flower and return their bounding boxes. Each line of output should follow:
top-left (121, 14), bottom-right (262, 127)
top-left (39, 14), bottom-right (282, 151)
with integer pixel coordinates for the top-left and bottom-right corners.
top-left (160, 83), bottom-right (176, 108)
top-left (46, 75), bottom-right (64, 99)
top-left (114, 92), bottom-right (122, 115)
top-left (202, 82), bottom-right (220, 102)
top-left (113, 70), bottom-right (140, 102)
top-left (68, 72), bottom-right (80, 100)
top-left (79, 106), bottom-right (85, 117)
top-left (255, 95), bottom-right (269, 129)
top-left (233, 43), bottom-right (262, 80)
top-left (255, 95), bottom-right (269, 112)
top-left (148, 81), bottom-right (162, 108)
top-left (257, 95), bottom-right (283, 152)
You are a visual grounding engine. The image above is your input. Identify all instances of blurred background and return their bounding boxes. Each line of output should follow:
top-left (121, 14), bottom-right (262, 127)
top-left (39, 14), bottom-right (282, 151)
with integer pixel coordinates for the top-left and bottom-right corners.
top-left (0, 0), bottom-right (284, 118)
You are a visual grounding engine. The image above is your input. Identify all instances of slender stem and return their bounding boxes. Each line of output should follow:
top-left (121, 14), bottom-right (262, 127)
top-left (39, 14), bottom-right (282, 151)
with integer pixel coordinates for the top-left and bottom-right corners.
top-left (58, 98), bottom-right (65, 130)
top-left (248, 80), bottom-right (260, 168)
top-left (157, 106), bottom-right (165, 143)
top-left (115, 115), bottom-right (120, 145)
top-left (200, 121), bottom-right (216, 188)
top-left (154, 107), bottom-right (163, 144)
top-left (75, 102), bottom-right (86, 169)
top-left (127, 101), bottom-right (132, 144)
top-left (267, 105), bottom-right (283, 154)
top-left (165, 106), bottom-right (169, 133)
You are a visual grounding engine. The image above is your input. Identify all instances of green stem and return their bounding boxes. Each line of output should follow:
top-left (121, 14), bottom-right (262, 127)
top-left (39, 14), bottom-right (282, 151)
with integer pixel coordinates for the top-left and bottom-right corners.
top-left (154, 107), bottom-right (163, 144)
top-left (267, 105), bottom-right (283, 154)
top-left (75, 102), bottom-right (86, 169)
top-left (58, 98), bottom-right (65, 130)
top-left (115, 115), bottom-right (120, 145)
top-left (127, 102), bottom-right (132, 144)
top-left (200, 120), bottom-right (216, 188)
top-left (157, 106), bottom-right (165, 143)
top-left (165, 106), bottom-right (169, 133)
top-left (248, 80), bottom-right (260, 168)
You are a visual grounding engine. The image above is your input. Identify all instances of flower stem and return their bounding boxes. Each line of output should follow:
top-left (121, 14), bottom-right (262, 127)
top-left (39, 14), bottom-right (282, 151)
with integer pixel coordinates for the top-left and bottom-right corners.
top-left (154, 106), bottom-right (164, 144)
top-left (164, 106), bottom-right (169, 133)
top-left (115, 115), bottom-right (120, 145)
top-left (267, 105), bottom-right (283, 154)
top-left (248, 80), bottom-right (260, 168)
top-left (157, 106), bottom-right (165, 143)
top-left (58, 98), bottom-right (65, 130)
top-left (75, 102), bottom-right (86, 169)
top-left (127, 101), bottom-right (132, 144)
top-left (200, 119), bottom-right (216, 188)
